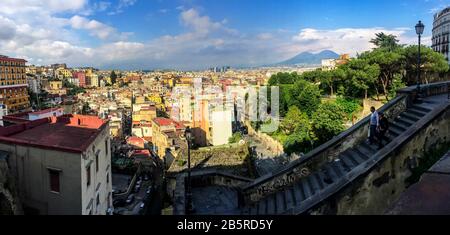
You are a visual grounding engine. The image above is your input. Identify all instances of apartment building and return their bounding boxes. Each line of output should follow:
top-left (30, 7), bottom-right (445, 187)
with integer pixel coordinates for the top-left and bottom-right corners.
top-left (0, 55), bottom-right (31, 113)
top-left (0, 114), bottom-right (113, 215)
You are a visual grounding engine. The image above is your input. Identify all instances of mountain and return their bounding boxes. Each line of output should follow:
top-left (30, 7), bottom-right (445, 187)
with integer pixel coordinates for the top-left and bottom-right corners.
top-left (275, 50), bottom-right (340, 66)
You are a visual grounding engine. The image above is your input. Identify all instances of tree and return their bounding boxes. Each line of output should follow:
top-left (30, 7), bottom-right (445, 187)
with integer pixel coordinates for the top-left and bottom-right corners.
top-left (370, 32), bottom-right (401, 51)
top-left (281, 106), bottom-right (307, 134)
top-left (402, 45), bottom-right (449, 85)
top-left (281, 107), bottom-right (316, 154)
top-left (312, 102), bottom-right (345, 144)
top-left (81, 102), bottom-right (90, 115)
top-left (359, 48), bottom-right (402, 100)
top-left (110, 71), bottom-right (118, 85)
top-left (342, 58), bottom-right (380, 99)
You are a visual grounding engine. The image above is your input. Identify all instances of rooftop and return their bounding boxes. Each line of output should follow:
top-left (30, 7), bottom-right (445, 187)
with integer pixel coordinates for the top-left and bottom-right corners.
top-left (153, 117), bottom-right (185, 129)
top-left (0, 115), bottom-right (107, 153)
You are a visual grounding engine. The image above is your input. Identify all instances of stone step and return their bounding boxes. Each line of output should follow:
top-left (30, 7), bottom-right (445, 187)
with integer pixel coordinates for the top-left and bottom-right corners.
top-left (266, 196), bottom-right (276, 214)
top-left (389, 124), bottom-right (404, 136)
top-left (396, 116), bottom-right (416, 126)
top-left (314, 172), bottom-right (326, 189)
top-left (285, 187), bottom-right (296, 209)
top-left (342, 151), bottom-right (361, 166)
top-left (406, 108), bottom-right (427, 117)
top-left (304, 176), bottom-right (317, 197)
top-left (259, 198), bottom-right (267, 214)
top-left (338, 154), bottom-right (357, 171)
top-left (393, 119), bottom-right (411, 129)
top-left (323, 164), bottom-right (338, 184)
top-left (391, 121), bottom-right (407, 131)
top-left (411, 105), bottom-right (431, 113)
top-left (400, 112), bottom-right (420, 122)
top-left (357, 143), bottom-right (376, 158)
top-left (293, 181), bottom-right (305, 202)
top-left (275, 191), bottom-right (286, 214)
top-left (330, 160), bottom-right (346, 177)
top-left (350, 148), bottom-right (370, 161)
top-left (308, 174), bottom-right (322, 194)
top-left (250, 205), bottom-right (258, 215)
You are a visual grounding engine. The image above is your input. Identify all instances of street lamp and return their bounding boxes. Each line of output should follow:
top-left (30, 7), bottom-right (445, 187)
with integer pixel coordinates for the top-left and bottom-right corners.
top-left (184, 126), bottom-right (194, 214)
top-left (415, 20), bottom-right (425, 100)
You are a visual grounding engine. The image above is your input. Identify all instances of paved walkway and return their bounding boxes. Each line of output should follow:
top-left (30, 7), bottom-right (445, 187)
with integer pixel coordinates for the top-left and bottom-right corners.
top-left (387, 151), bottom-right (450, 215)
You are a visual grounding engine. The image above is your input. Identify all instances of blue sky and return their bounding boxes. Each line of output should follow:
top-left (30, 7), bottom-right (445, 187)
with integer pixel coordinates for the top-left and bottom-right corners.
top-left (0, 0), bottom-right (448, 70)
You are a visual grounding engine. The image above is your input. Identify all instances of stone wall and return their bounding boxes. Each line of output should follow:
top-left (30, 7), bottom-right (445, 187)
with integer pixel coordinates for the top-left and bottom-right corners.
top-left (309, 103), bottom-right (450, 215)
top-left (246, 121), bottom-right (284, 155)
top-left (242, 95), bottom-right (408, 203)
top-left (0, 154), bottom-right (22, 215)
top-left (167, 144), bottom-right (253, 178)
top-left (171, 169), bottom-right (252, 215)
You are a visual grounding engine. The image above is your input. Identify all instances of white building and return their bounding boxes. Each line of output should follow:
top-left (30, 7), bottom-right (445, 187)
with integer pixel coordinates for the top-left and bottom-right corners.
top-left (210, 109), bottom-right (233, 146)
top-left (321, 59), bottom-right (337, 70)
top-left (432, 7), bottom-right (450, 62)
top-left (0, 115), bottom-right (113, 215)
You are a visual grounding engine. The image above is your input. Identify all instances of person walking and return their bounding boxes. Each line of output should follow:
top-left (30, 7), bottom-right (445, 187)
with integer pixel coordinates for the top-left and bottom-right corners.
top-left (377, 112), bottom-right (389, 150)
top-left (368, 107), bottom-right (379, 145)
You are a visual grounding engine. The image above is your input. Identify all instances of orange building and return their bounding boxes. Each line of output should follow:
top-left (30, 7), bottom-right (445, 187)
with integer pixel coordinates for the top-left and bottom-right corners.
top-left (0, 55), bottom-right (31, 113)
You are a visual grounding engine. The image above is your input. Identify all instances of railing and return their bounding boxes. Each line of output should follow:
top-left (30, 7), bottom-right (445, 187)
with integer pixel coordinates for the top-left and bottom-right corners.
top-left (240, 81), bottom-right (450, 204)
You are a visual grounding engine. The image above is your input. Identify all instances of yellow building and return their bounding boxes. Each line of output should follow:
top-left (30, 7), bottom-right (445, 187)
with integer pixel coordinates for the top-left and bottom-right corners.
top-left (50, 80), bottom-right (63, 90)
top-left (0, 55), bottom-right (31, 113)
top-left (146, 94), bottom-right (162, 104)
top-left (151, 117), bottom-right (185, 158)
top-left (48, 80), bottom-right (67, 95)
top-left (57, 68), bottom-right (72, 78)
top-left (132, 106), bottom-right (157, 123)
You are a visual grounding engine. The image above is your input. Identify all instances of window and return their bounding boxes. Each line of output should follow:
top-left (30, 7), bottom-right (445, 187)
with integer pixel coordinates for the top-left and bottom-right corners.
top-left (95, 154), bottom-right (99, 172)
top-left (49, 169), bottom-right (60, 193)
top-left (96, 194), bottom-right (100, 206)
top-left (107, 173), bottom-right (109, 184)
top-left (86, 165), bottom-right (91, 187)
top-left (105, 139), bottom-right (108, 155)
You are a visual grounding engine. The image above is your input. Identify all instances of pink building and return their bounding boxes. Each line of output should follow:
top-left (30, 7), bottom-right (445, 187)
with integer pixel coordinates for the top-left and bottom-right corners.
top-left (73, 72), bottom-right (86, 88)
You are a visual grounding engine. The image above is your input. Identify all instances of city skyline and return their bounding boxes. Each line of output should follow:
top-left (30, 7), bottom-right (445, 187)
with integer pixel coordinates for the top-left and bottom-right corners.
top-left (0, 0), bottom-right (448, 70)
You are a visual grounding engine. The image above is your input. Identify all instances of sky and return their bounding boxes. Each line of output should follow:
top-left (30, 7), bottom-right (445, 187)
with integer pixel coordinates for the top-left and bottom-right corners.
top-left (0, 0), bottom-right (449, 70)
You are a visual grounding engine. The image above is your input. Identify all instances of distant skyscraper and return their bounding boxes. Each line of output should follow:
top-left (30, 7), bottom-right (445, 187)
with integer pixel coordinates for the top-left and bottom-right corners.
top-left (432, 7), bottom-right (450, 63)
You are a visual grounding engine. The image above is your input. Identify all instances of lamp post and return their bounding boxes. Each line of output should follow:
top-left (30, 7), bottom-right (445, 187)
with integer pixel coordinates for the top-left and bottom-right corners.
top-left (184, 126), bottom-right (193, 214)
top-left (415, 20), bottom-right (425, 100)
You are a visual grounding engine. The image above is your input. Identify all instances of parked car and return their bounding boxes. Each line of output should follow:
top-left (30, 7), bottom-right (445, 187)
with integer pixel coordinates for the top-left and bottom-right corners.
top-left (126, 194), bottom-right (135, 204)
top-left (146, 186), bottom-right (152, 195)
top-left (144, 175), bottom-right (149, 181)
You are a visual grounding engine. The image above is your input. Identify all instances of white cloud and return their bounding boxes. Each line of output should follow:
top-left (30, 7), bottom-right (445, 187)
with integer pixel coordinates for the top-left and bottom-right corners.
top-left (291, 27), bottom-right (422, 56)
top-left (108, 0), bottom-right (138, 15)
top-left (0, 2), bottom-right (430, 70)
top-left (69, 15), bottom-right (122, 40)
top-left (0, 0), bottom-right (88, 14)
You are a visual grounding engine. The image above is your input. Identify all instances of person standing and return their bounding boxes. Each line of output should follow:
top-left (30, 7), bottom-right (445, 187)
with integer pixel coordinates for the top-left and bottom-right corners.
top-left (377, 112), bottom-right (389, 150)
top-left (369, 107), bottom-right (379, 145)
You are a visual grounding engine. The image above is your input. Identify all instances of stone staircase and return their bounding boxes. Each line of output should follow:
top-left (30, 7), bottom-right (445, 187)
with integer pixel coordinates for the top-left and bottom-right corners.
top-left (241, 101), bottom-right (437, 215)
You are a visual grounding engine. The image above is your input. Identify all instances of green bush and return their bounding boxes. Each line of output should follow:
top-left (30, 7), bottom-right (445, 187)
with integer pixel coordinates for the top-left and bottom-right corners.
top-left (335, 97), bottom-right (362, 120)
top-left (228, 132), bottom-right (243, 144)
